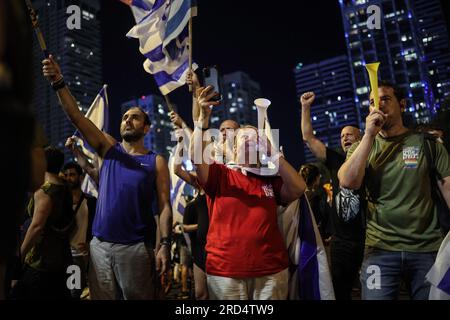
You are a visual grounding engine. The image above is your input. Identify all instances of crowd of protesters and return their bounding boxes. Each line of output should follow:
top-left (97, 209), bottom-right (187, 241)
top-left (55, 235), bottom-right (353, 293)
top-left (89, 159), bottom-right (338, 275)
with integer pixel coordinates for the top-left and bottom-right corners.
top-left (1, 1), bottom-right (450, 301)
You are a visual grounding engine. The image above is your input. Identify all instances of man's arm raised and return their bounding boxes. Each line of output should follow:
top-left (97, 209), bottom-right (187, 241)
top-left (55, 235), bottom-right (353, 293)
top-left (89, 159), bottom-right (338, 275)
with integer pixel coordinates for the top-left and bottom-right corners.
top-left (190, 86), bottom-right (221, 186)
top-left (338, 109), bottom-right (386, 189)
top-left (42, 55), bottom-right (113, 158)
top-left (300, 92), bottom-right (327, 161)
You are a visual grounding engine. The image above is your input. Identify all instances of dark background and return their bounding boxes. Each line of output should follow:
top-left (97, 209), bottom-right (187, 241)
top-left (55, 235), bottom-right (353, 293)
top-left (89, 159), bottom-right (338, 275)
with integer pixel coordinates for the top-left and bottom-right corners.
top-left (100, 0), bottom-right (450, 169)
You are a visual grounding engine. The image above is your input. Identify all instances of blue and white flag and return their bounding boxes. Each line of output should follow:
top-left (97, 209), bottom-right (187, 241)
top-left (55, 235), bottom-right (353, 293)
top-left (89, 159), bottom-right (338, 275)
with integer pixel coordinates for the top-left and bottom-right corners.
top-left (120, 0), bottom-right (154, 22)
top-left (124, 0), bottom-right (197, 95)
top-left (278, 196), bottom-right (335, 300)
top-left (74, 85), bottom-right (109, 198)
top-left (427, 231), bottom-right (450, 300)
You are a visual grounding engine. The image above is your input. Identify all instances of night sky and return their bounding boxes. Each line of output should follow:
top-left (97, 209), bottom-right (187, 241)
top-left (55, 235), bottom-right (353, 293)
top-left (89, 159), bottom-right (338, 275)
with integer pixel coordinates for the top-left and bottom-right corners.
top-left (99, 0), bottom-right (450, 169)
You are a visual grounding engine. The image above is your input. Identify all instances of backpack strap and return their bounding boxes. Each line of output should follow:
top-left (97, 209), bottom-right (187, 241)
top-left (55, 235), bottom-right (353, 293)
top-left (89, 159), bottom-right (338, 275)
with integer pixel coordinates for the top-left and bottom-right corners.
top-left (423, 133), bottom-right (443, 181)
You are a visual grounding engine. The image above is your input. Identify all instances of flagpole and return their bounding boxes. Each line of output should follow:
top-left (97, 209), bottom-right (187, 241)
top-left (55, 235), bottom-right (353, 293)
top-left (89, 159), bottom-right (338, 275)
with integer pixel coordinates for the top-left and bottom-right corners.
top-left (25, 0), bottom-right (49, 58)
top-left (164, 94), bottom-right (174, 113)
top-left (188, 13), bottom-right (193, 92)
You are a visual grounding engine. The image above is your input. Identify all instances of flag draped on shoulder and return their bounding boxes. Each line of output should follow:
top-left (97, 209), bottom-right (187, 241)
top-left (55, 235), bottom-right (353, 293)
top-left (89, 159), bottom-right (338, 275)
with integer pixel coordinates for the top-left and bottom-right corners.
top-left (123, 0), bottom-right (198, 95)
top-left (278, 196), bottom-right (335, 300)
top-left (74, 85), bottom-right (109, 198)
top-left (426, 231), bottom-right (450, 300)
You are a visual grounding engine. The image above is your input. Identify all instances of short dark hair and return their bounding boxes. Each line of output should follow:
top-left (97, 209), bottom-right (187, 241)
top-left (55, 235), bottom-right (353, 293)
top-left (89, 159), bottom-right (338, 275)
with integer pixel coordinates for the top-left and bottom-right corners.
top-left (127, 107), bottom-right (150, 126)
top-left (63, 162), bottom-right (82, 176)
top-left (299, 164), bottom-right (321, 188)
top-left (45, 146), bottom-right (64, 174)
top-left (377, 80), bottom-right (406, 103)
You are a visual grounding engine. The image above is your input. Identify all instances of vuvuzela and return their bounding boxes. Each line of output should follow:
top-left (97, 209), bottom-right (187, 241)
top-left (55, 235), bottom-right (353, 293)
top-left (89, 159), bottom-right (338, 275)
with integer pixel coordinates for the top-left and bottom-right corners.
top-left (365, 62), bottom-right (380, 110)
top-left (254, 98), bottom-right (271, 132)
top-left (254, 98), bottom-right (279, 170)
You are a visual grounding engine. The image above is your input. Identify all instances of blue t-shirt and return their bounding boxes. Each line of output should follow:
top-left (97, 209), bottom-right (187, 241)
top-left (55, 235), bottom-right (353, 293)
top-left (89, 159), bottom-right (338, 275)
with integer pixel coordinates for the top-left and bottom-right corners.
top-left (92, 143), bottom-right (158, 245)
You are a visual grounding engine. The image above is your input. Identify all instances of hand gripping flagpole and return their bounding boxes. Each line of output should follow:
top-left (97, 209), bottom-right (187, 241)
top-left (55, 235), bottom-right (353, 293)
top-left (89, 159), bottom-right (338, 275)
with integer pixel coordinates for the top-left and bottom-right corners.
top-left (25, 0), bottom-right (49, 59)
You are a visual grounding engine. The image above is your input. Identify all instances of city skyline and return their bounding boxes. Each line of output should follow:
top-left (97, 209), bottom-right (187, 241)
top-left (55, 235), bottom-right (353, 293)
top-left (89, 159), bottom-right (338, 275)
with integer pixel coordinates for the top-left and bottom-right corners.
top-left (294, 55), bottom-right (359, 163)
top-left (32, 0), bottom-right (102, 154)
top-left (99, 0), bottom-right (450, 169)
top-left (30, 1), bottom-right (450, 169)
top-left (296, 0), bottom-right (450, 163)
top-left (340, 0), bottom-right (450, 125)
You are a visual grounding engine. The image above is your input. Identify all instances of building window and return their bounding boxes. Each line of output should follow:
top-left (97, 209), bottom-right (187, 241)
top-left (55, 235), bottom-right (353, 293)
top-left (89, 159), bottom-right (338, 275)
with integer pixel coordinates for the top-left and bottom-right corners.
top-left (356, 86), bottom-right (369, 95)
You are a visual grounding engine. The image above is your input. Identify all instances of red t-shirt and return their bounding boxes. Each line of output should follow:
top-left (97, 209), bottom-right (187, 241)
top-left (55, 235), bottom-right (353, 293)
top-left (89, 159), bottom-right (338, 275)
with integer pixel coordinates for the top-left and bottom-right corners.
top-left (200, 163), bottom-right (289, 278)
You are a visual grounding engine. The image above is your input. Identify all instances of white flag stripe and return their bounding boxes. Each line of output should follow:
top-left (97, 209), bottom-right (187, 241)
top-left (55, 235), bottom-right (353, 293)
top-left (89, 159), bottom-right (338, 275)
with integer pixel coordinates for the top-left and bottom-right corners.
top-left (427, 231), bottom-right (450, 300)
top-left (76, 85), bottom-right (109, 198)
top-left (126, 0), bottom-right (197, 94)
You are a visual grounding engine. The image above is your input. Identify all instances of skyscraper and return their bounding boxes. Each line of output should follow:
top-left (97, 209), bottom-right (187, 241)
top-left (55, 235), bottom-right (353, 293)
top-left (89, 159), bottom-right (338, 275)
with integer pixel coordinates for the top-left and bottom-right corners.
top-left (339, 0), bottom-right (450, 126)
top-left (411, 0), bottom-right (450, 109)
top-left (31, 0), bottom-right (102, 149)
top-left (121, 95), bottom-right (174, 159)
top-left (294, 55), bottom-right (359, 163)
top-left (210, 71), bottom-right (261, 128)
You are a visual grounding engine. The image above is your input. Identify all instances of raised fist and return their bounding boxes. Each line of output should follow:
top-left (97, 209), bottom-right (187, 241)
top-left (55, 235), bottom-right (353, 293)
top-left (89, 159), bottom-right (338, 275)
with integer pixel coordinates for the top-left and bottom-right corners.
top-left (300, 92), bottom-right (315, 107)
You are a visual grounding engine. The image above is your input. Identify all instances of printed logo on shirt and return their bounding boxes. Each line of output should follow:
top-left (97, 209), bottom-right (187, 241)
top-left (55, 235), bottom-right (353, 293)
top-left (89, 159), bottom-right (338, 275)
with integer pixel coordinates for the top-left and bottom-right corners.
top-left (402, 146), bottom-right (420, 169)
top-left (262, 184), bottom-right (275, 198)
top-left (336, 187), bottom-right (360, 222)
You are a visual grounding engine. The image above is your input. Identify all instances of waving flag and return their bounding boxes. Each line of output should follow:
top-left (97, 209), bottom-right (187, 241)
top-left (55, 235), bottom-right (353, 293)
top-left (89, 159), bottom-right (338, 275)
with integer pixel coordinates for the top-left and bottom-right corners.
top-left (278, 196), bottom-right (335, 300)
top-left (123, 0), bottom-right (197, 95)
top-left (74, 85), bottom-right (109, 198)
top-left (169, 151), bottom-right (187, 224)
top-left (168, 127), bottom-right (192, 223)
top-left (427, 231), bottom-right (450, 300)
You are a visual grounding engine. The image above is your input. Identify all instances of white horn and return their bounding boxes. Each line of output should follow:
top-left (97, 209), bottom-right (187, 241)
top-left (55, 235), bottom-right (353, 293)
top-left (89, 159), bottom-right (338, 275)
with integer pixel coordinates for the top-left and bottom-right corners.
top-left (254, 98), bottom-right (271, 132)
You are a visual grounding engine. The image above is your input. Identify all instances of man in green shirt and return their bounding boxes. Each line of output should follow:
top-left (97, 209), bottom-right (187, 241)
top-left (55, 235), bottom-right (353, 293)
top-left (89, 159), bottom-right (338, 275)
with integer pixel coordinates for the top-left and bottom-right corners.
top-left (339, 81), bottom-right (450, 300)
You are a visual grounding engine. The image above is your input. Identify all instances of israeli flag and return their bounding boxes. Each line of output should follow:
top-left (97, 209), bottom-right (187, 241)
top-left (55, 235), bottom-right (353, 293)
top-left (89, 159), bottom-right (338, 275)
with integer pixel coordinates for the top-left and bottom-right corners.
top-left (74, 85), bottom-right (109, 198)
top-left (168, 126), bottom-right (192, 223)
top-left (124, 0), bottom-right (197, 95)
top-left (278, 196), bottom-right (335, 300)
top-left (427, 231), bottom-right (450, 300)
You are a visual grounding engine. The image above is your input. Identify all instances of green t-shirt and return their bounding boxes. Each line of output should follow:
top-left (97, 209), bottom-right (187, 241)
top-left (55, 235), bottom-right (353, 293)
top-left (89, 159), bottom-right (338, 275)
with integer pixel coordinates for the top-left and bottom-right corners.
top-left (25, 182), bottom-right (74, 272)
top-left (347, 131), bottom-right (450, 252)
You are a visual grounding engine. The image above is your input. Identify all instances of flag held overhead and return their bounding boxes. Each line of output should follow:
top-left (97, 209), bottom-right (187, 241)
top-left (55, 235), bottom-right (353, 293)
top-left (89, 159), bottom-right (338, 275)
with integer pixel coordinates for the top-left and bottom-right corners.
top-left (123, 0), bottom-right (198, 95)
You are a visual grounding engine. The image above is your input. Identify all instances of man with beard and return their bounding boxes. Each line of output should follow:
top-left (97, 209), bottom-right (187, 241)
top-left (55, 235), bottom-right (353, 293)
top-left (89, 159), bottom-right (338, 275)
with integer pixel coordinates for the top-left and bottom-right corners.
top-left (42, 55), bottom-right (172, 300)
top-left (62, 162), bottom-right (96, 299)
top-left (300, 91), bottom-right (365, 300)
top-left (339, 81), bottom-right (450, 300)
